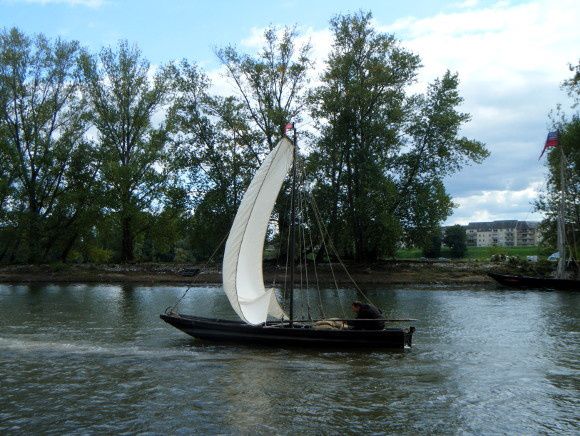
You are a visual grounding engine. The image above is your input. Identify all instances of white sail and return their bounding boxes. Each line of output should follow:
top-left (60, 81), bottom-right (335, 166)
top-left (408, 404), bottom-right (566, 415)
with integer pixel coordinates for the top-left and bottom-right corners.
top-left (222, 138), bottom-right (294, 325)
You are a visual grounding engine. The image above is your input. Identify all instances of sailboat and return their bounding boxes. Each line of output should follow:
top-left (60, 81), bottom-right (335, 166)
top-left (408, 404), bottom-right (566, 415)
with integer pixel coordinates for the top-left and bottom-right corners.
top-left (489, 132), bottom-right (579, 291)
top-left (161, 132), bottom-right (415, 349)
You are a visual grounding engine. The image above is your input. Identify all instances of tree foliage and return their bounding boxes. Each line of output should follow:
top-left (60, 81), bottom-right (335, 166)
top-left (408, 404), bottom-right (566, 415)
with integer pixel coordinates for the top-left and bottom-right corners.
top-left (165, 60), bottom-right (265, 259)
top-left (422, 231), bottom-right (442, 258)
top-left (79, 41), bottom-right (173, 261)
top-left (308, 12), bottom-right (488, 261)
top-left (0, 28), bottom-right (91, 262)
top-left (216, 26), bottom-right (313, 260)
top-left (216, 25), bottom-right (312, 151)
top-left (0, 21), bottom-right (490, 265)
top-left (443, 224), bottom-right (467, 258)
top-left (535, 60), bottom-right (580, 260)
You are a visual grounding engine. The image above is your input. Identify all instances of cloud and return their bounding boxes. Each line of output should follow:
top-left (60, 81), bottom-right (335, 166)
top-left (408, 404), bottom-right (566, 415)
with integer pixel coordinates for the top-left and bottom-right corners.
top-left (206, 64), bottom-right (238, 97)
top-left (391, 1), bottom-right (578, 87)
top-left (239, 27), bottom-right (265, 49)
top-left (452, 0), bottom-right (480, 9)
top-left (447, 181), bottom-right (544, 225)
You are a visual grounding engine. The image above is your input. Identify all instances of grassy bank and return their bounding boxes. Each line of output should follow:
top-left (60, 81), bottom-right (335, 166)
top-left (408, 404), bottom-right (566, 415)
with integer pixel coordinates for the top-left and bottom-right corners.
top-left (0, 260), bottom-right (496, 285)
top-left (396, 245), bottom-right (548, 260)
top-left (1, 246), bottom-right (557, 285)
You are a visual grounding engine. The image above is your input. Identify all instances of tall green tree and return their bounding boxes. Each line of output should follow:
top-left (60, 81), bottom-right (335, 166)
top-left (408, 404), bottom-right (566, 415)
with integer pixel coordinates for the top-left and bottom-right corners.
top-left (43, 142), bottom-right (103, 262)
top-left (0, 132), bottom-right (18, 261)
top-left (0, 28), bottom-right (90, 263)
top-left (309, 12), bottom-right (488, 261)
top-left (166, 60), bottom-right (261, 259)
top-left (185, 96), bottom-right (262, 259)
top-left (536, 60), bottom-right (580, 260)
top-left (216, 26), bottom-right (313, 259)
top-left (80, 41), bottom-right (173, 262)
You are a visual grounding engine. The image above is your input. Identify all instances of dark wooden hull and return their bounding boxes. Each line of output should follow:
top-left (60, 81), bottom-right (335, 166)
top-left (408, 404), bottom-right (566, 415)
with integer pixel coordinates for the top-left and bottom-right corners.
top-left (160, 313), bottom-right (414, 349)
top-left (488, 272), bottom-right (579, 291)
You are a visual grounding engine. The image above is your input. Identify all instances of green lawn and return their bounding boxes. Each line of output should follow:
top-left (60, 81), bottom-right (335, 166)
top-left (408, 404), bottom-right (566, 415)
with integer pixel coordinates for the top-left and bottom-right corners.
top-left (396, 245), bottom-right (549, 260)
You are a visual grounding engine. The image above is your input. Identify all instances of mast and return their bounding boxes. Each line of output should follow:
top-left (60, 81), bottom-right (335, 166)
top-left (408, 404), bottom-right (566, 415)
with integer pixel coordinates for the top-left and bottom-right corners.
top-left (556, 143), bottom-right (567, 279)
top-left (288, 123), bottom-right (297, 326)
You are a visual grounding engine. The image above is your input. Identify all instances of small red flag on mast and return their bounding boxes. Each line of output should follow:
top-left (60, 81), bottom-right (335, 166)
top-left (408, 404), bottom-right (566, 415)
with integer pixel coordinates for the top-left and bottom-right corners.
top-left (538, 131), bottom-right (558, 160)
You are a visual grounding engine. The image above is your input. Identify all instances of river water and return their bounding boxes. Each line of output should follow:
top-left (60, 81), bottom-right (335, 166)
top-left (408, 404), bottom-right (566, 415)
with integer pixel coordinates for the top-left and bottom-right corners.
top-left (0, 283), bottom-right (578, 434)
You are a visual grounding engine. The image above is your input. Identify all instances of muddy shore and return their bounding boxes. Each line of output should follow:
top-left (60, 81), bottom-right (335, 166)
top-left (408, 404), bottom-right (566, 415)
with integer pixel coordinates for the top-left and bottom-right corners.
top-left (0, 260), bottom-right (499, 286)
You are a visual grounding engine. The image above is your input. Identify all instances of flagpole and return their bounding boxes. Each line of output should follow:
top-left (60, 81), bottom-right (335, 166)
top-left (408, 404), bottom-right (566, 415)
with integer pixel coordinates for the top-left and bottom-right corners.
top-left (288, 123), bottom-right (297, 326)
top-left (541, 131), bottom-right (567, 278)
top-left (556, 140), bottom-right (567, 279)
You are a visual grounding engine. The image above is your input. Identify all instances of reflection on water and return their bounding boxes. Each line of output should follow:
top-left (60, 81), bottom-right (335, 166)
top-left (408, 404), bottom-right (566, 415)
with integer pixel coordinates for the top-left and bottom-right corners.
top-left (0, 284), bottom-right (578, 434)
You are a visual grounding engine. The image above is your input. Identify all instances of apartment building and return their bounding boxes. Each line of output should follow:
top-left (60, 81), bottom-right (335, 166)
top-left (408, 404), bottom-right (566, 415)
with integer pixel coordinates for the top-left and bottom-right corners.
top-left (465, 220), bottom-right (540, 247)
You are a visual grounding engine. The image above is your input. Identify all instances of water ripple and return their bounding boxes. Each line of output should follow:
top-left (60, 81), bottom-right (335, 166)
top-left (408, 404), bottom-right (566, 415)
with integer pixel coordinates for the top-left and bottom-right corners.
top-left (0, 284), bottom-right (578, 434)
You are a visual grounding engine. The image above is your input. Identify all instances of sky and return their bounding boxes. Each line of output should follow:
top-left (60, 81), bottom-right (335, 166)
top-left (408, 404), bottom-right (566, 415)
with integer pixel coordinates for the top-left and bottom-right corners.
top-left (1, 0), bottom-right (579, 225)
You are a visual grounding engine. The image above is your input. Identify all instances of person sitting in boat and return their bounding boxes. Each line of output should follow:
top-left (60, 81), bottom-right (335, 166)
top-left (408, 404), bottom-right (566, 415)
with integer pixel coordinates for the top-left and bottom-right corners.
top-left (348, 301), bottom-right (385, 330)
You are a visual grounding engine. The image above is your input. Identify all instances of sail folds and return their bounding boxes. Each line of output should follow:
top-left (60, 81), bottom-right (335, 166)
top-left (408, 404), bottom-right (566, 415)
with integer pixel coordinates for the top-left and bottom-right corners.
top-left (222, 138), bottom-right (294, 325)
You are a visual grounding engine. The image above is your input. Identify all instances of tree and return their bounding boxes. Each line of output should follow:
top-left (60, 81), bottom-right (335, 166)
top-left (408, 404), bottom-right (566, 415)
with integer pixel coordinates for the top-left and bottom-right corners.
top-left (422, 231), bottom-right (442, 258)
top-left (215, 26), bottom-right (313, 260)
top-left (39, 140), bottom-right (103, 262)
top-left (80, 41), bottom-right (173, 262)
top-left (216, 25), bottom-right (312, 151)
top-left (0, 28), bottom-right (90, 263)
top-left (166, 60), bottom-right (262, 259)
top-left (443, 224), bottom-right (467, 258)
top-left (535, 60), bottom-right (580, 261)
top-left (309, 12), bottom-right (488, 261)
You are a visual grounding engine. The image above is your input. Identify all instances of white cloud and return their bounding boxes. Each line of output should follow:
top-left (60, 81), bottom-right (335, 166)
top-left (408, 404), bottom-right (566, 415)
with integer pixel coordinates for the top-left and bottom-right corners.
top-left (453, 0), bottom-right (480, 9)
top-left (240, 24), bottom-right (333, 74)
top-left (382, 0), bottom-right (579, 87)
top-left (207, 64), bottom-right (238, 97)
top-left (458, 182), bottom-right (542, 208)
top-left (447, 181), bottom-right (545, 225)
top-left (240, 27), bottom-right (265, 49)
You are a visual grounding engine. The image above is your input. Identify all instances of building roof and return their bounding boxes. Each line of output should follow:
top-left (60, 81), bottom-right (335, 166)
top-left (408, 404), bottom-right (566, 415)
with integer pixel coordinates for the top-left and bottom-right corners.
top-left (466, 220), bottom-right (539, 231)
top-left (466, 220), bottom-right (518, 231)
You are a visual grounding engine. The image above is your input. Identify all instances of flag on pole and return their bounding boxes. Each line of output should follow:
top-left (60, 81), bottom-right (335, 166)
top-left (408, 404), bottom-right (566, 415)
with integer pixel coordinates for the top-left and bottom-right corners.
top-left (284, 122), bottom-right (294, 134)
top-left (538, 131), bottom-right (558, 160)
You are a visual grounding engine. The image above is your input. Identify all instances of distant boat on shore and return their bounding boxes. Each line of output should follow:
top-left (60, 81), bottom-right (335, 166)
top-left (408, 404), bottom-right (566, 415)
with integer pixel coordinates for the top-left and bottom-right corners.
top-left (488, 272), bottom-right (578, 291)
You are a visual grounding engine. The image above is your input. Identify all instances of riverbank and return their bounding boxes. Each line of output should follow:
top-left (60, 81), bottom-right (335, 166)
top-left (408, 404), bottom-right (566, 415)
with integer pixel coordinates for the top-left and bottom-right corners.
top-left (0, 260), bottom-right (499, 285)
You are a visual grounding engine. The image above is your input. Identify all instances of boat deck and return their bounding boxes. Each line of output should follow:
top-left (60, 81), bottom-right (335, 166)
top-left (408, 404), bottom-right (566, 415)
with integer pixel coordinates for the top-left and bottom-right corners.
top-left (161, 313), bottom-right (414, 349)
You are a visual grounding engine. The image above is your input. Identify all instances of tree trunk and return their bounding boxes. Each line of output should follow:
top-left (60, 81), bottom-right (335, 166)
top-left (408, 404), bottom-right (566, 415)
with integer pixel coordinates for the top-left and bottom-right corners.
top-left (9, 236), bottom-right (21, 263)
top-left (60, 232), bottom-right (79, 262)
top-left (121, 215), bottom-right (134, 262)
top-left (27, 203), bottom-right (42, 264)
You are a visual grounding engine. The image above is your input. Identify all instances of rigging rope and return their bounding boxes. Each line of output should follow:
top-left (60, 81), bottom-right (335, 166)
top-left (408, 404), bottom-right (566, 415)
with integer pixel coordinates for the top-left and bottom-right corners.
top-left (307, 191), bottom-right (347, 318)
top-left (299, 186), bottom-right (313, 320)
top-left (308, 189), bottom-right (376, 307)
top-left (168, 231), bottom-right (229, 315)
top-left (303, 200), bottom-right (326, 319)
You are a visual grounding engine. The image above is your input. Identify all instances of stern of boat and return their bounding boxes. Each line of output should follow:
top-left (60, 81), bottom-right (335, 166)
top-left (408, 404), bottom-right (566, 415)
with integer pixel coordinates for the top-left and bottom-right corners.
top-left (405, 326), bottom-right (415, 348)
